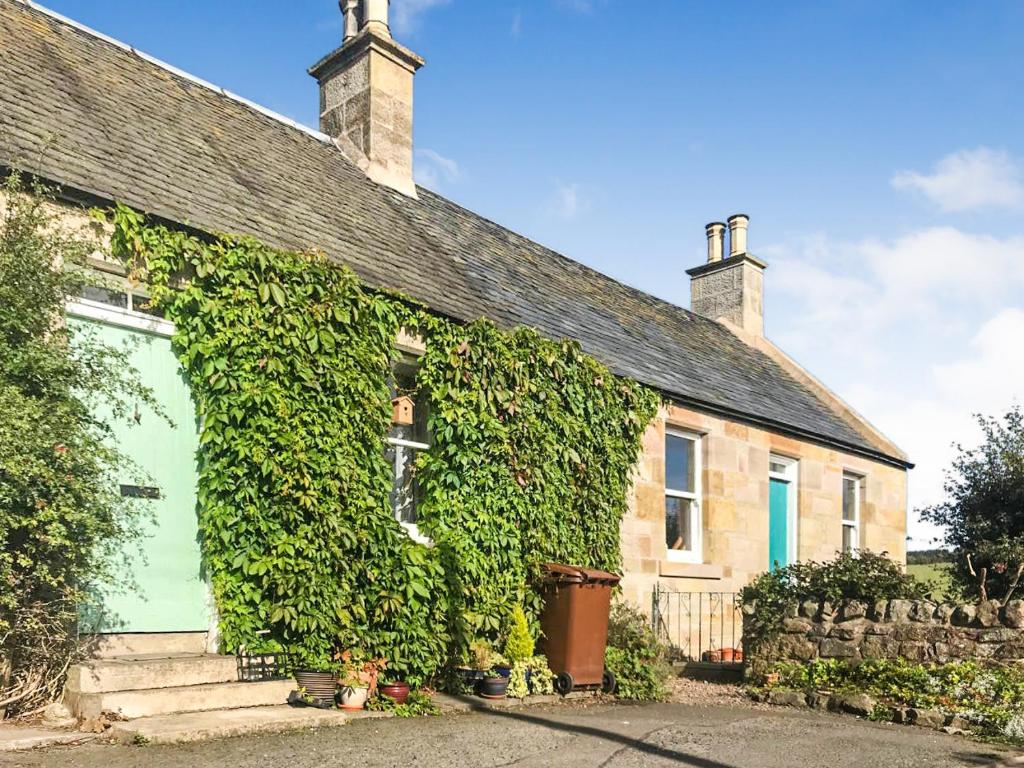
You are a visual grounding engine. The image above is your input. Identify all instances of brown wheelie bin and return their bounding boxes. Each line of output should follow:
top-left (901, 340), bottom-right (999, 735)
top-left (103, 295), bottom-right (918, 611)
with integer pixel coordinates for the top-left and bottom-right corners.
top-left (539, 562), bottom-right (621, 695)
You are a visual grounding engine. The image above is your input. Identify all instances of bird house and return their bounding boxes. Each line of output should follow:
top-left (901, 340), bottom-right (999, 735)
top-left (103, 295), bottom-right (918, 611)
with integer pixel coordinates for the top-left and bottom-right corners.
top-left (391, 395), bottom-right (415, 426)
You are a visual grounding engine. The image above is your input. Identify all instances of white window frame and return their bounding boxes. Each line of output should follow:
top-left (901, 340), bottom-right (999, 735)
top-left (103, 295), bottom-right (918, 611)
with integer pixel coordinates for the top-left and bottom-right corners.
top-left (66, 298), bottom-right (175, 337)
top-left (386, 434), bottom-right (431, 544)
top-left (768, 454), bottom-right (799, 566)
top-left (665, 428), bottom-right (702, 564)
top-left (842, 472), bottom-right (862, 554)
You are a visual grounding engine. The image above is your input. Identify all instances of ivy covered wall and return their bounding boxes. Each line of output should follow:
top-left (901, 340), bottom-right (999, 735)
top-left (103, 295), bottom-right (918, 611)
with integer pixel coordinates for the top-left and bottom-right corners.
top-left (110, 206), bottom-right (659, 683)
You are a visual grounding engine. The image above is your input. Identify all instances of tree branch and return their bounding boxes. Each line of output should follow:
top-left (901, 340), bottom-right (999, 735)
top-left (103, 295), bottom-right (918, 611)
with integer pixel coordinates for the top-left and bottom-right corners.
top-left (967, 553), bottom-right (988, 602)
top-left (1003, 563), bottom-right (1024, 603)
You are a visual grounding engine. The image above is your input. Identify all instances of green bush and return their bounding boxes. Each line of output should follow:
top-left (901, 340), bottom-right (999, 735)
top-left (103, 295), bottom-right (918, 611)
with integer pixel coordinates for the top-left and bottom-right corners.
top-left (604, 602), bottom-right (670, 701)
top-left (740, 551), bottom-right (933, 649)
top-left (0, 175), bottom-right (152, 716)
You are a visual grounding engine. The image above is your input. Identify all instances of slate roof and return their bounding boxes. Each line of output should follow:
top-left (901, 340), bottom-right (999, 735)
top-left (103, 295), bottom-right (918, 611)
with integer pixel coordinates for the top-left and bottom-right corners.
top-left (0, 0), bottom-right (906, 466)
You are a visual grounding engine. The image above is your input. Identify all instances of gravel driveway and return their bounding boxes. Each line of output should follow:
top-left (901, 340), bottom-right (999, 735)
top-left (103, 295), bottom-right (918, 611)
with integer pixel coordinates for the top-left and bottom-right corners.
top-left (1, 700), bottom-right (1019, 768)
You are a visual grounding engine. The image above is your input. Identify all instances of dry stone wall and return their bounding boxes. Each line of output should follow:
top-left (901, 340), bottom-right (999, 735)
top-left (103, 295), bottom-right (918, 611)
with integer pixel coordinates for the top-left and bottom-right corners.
top-left (745, 598), bottom-right (1024, 665)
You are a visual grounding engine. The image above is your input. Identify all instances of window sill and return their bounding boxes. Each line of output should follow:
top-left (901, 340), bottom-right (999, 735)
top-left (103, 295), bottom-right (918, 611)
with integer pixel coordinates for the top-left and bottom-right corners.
top-left (658, 561), bottom-right (728, 580)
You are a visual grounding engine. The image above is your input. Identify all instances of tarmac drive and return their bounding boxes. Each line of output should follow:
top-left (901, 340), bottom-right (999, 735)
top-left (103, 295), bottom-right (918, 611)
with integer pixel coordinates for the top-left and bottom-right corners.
top-left (1, 701), bottom-right (1020, 768)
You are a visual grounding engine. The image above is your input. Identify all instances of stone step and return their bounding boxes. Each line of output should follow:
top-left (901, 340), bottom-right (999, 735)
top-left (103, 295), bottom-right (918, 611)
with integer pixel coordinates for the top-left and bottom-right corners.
top-left (67, 679), bottom-right (295, 720)
top-left (107, 705), bottom-right (350, 745)
top-left (67, 654), bottom-right (239, 694)
top-left (85, 632), bottom-right (210, 659)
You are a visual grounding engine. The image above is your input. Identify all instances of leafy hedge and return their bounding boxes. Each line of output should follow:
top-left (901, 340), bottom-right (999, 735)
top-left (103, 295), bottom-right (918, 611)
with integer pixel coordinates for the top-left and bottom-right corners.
top-left (740, 551), bottom-right (932, 651)
top-left (765, 658), bottom-right (1024, 741)
top-left (109, 206), bottom-right (658, 683)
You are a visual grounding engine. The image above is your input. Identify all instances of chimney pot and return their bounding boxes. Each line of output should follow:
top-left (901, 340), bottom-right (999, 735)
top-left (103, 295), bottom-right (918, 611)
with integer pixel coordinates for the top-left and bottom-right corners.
top-left (705, 222), bottom-right (726, 263)
top-left (341, 0), bottom-right (360, 42)
top-left (727, 214), bottom-right (749, 257)
top-left (362, 0), bottom-right (391, 37)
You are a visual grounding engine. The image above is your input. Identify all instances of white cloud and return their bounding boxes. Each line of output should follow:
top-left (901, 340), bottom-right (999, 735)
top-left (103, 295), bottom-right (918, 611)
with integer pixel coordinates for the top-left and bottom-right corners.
top-left (892, 147), bottom-right (1024, 212)
top-left (550, 180), bottom-right (586, 220)
top-left (766, 226), bottom-right (1024, 548)
top-left (556, 0), bottom-right (594, 11)
top-left (414, 148), bottom-right (461, 190)
top-left (510, 9), bottom-right (523, 39)
top-left (391, 0), bottom-right (452, 36)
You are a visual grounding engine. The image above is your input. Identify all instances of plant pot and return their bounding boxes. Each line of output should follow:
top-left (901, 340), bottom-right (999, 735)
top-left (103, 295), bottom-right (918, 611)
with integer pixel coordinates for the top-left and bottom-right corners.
top-left (380, 681), bottom-right (410, 705)
top-left (495, 665), bottom-right (512, 678)
top-left (339, 685), bottom-right (370, 710)
top-left (480, 676), bottom-right (510, 699)
top-left (294, 669), bottom-right (338, 702)
top-left (719, 648), bottom-right (742, 663)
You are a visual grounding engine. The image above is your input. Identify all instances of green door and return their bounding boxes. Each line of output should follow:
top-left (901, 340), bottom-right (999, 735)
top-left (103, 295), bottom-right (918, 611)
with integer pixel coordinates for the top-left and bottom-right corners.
top-left (70, 315), bottom-right (208, 633)
top-left (768, 478), bottom-right (790, 570)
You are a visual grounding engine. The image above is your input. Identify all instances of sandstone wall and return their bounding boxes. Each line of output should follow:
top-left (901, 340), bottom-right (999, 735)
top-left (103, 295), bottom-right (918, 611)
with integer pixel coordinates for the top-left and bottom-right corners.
top-left (745, 598), bottom-right (1024, 666)
top-left (619, 402), bottom-right (908, 612)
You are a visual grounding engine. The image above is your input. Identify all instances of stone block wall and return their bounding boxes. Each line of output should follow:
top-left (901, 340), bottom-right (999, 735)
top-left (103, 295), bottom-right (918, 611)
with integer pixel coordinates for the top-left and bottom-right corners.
top-left (618, 401), bottom-right (908, 612)
top-left (745, 598), bottom-right (1024, 666)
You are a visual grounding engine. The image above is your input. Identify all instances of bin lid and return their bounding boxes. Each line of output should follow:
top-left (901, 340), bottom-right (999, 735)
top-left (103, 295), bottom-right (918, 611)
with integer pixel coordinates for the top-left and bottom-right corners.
top-left (541, 563), bottom-right (621, 585)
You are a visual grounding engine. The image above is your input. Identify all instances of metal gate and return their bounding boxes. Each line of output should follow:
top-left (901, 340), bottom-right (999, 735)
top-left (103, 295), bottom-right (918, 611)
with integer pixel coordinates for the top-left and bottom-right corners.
top-left (651, 587), bottom-right (743, 665)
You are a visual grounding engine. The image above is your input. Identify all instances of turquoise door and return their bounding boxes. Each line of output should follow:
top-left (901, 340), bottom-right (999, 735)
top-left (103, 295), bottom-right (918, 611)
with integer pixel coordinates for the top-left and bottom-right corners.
top-left (768, 478), bottom-right (790, 570)
top-left (70, 315), bottom-right (208, 633)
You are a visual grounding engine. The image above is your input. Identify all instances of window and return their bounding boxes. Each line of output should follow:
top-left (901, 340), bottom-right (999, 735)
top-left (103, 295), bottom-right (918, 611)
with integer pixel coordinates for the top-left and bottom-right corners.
top-left (80, 283), bottom-right (164, 317)
top-left (665, 430), bottom-right (701, 563)
top-left (386, 356), bottom-right (430, 542)
top-left (842, 473), bottom-right (861, 553)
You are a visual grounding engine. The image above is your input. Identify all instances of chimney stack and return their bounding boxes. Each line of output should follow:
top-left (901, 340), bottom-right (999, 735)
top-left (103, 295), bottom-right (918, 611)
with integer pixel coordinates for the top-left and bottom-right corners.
top-left (309, 0), bottom-right (424, 198)
top-left (688, 214), bottom-right (767, 337)
top-left (705, 222), bottom-right (726, 263)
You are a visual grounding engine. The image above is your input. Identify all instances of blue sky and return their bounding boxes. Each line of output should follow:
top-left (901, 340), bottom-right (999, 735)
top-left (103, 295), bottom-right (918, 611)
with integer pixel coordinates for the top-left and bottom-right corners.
top-left (43, 0), bottom-right (1024, 547)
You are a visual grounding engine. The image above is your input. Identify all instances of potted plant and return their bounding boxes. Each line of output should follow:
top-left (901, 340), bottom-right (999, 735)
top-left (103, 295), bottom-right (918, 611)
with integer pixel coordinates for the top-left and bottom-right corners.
top-left (379, 680), bottom-right (411, 705)
top-left (338, 650), bottom-right (386, 711)
top-left (479, 664), bottom-right (511, 699)
top-left (292, 650), bottom-right (339, 706)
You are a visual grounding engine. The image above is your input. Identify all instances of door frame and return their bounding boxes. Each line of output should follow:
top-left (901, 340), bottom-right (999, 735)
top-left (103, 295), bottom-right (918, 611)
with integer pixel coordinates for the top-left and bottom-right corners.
top-left (768, 454), bottom-right (799, 567)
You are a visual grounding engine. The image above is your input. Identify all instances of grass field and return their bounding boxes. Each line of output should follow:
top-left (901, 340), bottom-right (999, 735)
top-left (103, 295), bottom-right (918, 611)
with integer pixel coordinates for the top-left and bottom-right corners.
top-left (908, 562), bottom-right (956, 601)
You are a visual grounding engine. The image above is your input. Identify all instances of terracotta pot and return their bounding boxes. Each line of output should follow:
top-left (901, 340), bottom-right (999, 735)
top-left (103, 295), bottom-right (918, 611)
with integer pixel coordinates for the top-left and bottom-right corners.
top-left (294, 669), bottom-right (338, 702)
top-left (480, 676), bottom-right (510, 699)
top-left (380, 681), bottom-right (410, 705)
top-left (339, 685), bottom-right (370, 710)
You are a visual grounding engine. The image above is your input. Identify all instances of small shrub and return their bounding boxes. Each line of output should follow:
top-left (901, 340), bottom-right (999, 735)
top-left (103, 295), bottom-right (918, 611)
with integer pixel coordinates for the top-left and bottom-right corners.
top-left (604, 602), bottom-right (670, 701)
top-left (503, 606), bottom-right (534, 663)
top-left (507, 655), bottom-right (554, 698)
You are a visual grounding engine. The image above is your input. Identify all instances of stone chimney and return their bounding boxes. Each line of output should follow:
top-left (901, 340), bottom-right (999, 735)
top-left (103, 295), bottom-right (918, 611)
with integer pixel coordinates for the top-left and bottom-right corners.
top-left (687, 214), bottom-right (767, 337)
top-left (309, 0), bottom-right (425, 197)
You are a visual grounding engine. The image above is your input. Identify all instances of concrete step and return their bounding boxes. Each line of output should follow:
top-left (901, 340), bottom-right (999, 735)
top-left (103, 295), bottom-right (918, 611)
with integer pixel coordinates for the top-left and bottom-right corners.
top-left (67, 654), bottom-right (239, 694)
top-left (85, 633), bottom-right (210, 658)
top-left (107, 705), bottom-right (350, 745)
top-left (67, 679), bottom-right (295, 720)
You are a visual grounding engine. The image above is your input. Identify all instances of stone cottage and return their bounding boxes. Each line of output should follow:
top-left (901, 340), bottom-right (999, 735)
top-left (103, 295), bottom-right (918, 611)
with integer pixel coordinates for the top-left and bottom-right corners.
top-left (0, 0), bottom-right (910, 714)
